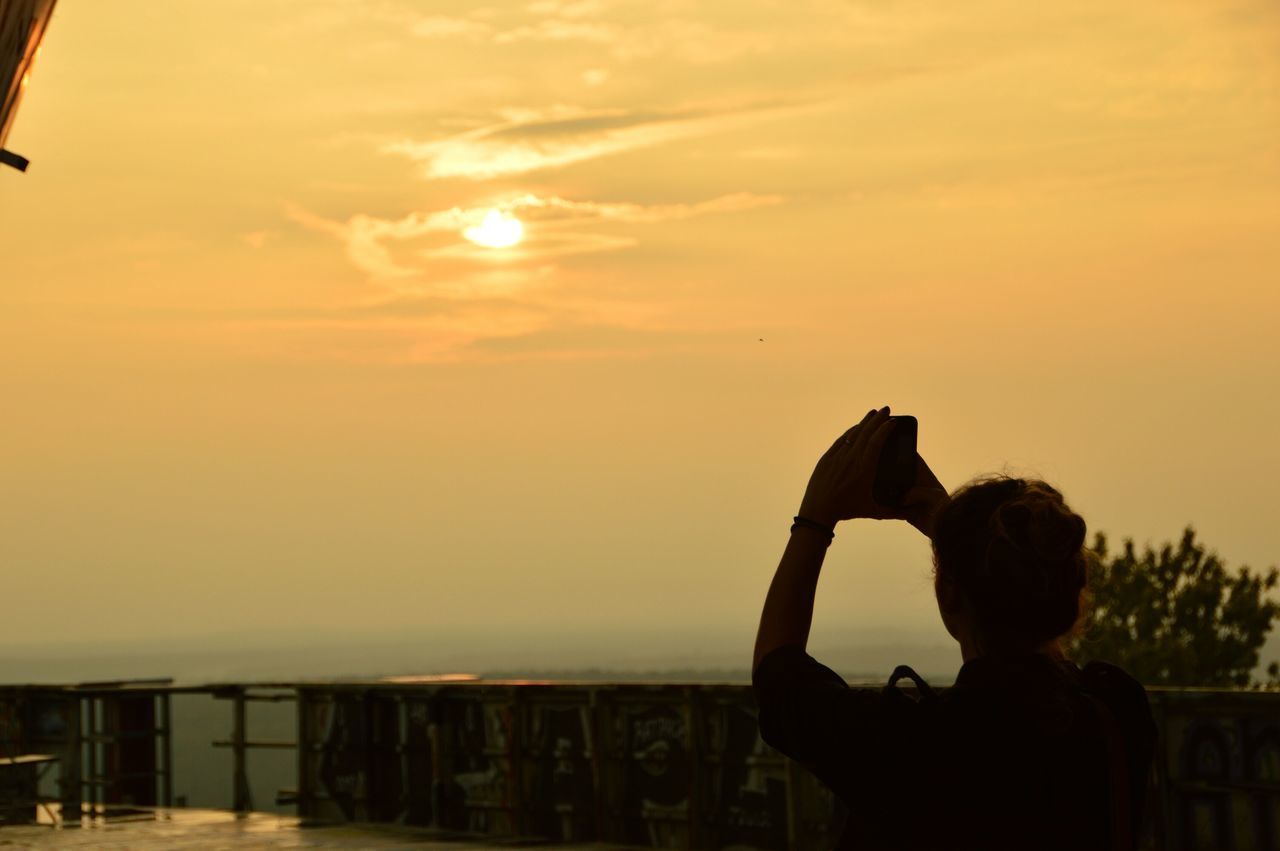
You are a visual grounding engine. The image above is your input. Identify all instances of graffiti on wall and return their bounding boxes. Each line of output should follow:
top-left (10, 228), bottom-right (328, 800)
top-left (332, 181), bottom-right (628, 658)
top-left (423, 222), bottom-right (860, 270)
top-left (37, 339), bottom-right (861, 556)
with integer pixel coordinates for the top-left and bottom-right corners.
top-left (707, 701), bottom-right (789, 851)
top-left (436, 696), bottom-right (514, 834)
top-left (0, 699), bottom-right (19, 753)
top-left (403, 698), bottom-right (433, 826)
top-left (25, 698), bottom-right (69, 741)
top-left (315, 693), bottom-right (403, 823)
top-left (527, 703), bottom-right (596, 842)
top-left (316, 694), bottom-right (367, 821)
top-left (1164, 704), bottom-right (1280, 851)
top-left (623, 703), bottom-right (691, 847)
top-left (283, 683), bottom-right (1280, 851)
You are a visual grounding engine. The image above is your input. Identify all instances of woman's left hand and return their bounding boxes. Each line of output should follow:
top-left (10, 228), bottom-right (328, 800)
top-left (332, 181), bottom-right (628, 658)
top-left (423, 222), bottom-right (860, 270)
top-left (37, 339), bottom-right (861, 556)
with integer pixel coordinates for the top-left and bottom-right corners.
top-left (797, 406), bottom-right (950, 538)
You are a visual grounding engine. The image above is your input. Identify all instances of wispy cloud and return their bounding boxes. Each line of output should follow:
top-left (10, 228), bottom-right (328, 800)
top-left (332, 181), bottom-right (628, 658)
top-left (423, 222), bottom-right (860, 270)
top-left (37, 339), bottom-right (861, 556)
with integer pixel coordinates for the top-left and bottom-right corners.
top-left (220, 294), bottom-right (736, 366)
top-left (383, 104), bottom-right (803, 180)
top-left (525, 0), bottom-right (612, 19)
top-left (494, 19), bottom-right (618, 44)
top-left (288, 191), bottom-right (782, 282)
top-left (391, 1), bottom-right (778, 62)
top-left (608, 18), bottom-right (777, 64)
top-left (229, 303), bottom-right (556, 365)
top-left (409, 16), bottom-right (492, 40)
top-left (241, 230), bottom-right (278, 249)
top-left (268, 187), bottom-right (782, 362)
top-left (509, 191), bottom-right (783, 223)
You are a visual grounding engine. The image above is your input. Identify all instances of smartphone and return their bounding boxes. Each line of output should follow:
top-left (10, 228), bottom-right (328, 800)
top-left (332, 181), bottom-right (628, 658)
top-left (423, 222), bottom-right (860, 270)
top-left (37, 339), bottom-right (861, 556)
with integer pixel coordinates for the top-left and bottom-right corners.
top-left (872, 415), bottom-right (918, 507)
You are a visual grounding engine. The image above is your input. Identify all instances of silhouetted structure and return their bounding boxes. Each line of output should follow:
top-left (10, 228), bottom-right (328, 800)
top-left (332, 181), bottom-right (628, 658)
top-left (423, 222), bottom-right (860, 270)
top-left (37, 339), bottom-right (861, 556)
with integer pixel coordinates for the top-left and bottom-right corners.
top-left (1, 0), bottom-right (58, 171)
top-left (2, 677), bottom-right (1279, 849)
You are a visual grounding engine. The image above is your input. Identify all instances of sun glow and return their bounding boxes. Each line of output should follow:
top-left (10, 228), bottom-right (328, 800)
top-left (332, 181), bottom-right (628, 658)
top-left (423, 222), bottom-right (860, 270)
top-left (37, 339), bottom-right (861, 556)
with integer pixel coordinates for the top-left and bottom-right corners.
top-left (464, 209), bottom-right (525, 249)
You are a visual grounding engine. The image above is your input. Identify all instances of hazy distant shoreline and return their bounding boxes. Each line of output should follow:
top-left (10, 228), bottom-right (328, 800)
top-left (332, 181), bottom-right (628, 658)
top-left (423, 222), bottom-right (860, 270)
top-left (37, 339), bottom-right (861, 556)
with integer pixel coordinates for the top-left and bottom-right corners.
top-left (0, 624), bottom-right (963, 686)
top-left (6, 624), bottom-right (1278, 687)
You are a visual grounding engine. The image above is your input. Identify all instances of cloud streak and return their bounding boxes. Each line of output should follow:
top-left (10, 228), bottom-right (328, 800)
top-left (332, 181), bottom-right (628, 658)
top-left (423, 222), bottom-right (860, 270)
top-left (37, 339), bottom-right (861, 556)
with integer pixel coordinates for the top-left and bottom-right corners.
top-left (221, 296), bottom-right (733, 366)
top-left (391, 2), bottom-right (780, 63)
top-left (288, 191), bottom-right (782, 281)
top-left (271, 188), bottom-right (782, 361)
top-left (382, 104), bottom-right (803, 180)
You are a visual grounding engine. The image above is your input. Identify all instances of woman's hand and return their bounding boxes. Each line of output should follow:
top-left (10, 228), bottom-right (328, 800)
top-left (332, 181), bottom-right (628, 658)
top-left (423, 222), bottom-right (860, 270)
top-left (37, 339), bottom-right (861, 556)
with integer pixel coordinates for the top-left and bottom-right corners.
top-left (797, 406), bottom-right (951, 538)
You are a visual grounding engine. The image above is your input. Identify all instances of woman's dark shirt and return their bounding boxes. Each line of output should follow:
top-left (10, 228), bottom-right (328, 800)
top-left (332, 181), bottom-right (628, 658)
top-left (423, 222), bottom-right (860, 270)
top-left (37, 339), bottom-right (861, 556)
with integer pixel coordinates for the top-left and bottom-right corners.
top-left (753, 646), bottom-right (1157, 850)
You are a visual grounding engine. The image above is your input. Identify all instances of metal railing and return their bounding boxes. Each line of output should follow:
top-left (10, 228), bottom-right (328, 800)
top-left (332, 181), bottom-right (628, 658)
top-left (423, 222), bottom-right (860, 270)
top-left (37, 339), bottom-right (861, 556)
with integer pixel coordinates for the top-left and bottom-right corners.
top-left (4, 678), bottom-right (1280, 850)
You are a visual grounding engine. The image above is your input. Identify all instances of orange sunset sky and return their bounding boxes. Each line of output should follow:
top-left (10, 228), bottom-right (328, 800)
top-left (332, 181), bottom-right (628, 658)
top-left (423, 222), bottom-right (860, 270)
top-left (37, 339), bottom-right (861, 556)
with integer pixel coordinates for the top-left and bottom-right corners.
top-left (1, 0), bottom-right (1277, 651)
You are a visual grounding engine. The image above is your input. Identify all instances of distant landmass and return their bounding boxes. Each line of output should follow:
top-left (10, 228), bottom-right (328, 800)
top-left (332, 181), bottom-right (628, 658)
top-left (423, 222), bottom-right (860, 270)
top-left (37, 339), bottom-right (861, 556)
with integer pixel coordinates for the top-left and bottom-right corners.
top-left (0, 623), bottom-right (964, 686)
top-left (5, 621), bottom-right (1278, 688)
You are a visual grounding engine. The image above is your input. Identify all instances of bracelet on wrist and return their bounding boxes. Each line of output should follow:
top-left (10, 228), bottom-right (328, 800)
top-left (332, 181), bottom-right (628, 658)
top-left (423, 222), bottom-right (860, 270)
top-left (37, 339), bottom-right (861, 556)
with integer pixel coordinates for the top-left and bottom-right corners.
top-left (791, 514), bottom-right (835, 543)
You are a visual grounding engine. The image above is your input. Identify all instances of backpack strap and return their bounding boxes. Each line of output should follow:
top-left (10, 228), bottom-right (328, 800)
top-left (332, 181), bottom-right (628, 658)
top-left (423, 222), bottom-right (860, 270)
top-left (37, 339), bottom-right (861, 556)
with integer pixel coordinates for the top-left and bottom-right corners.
top-left (885, 664), bottom-right (938, 701)
top-left (1078, 688), bottom-right (1133, 851)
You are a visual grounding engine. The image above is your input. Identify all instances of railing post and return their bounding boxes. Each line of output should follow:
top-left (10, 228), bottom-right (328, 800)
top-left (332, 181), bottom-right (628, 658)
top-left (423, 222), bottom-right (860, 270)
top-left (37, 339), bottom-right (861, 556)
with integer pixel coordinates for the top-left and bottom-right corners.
top-left (60, 695), bottom-right (82, 824)
top-left (159, 693), bottom-right (173, 808)
top-left (86, 696), bottom-right (98, 815)
top-left (693, 687), bottom-right (714, 851)
top-left (296, 688), bottom-right (310, 818)
top-left (232, 688), bottom-right (251, 812)
top-left (511, 687), bottom-right (525, 836)
top-left (1150, 693), bottom-right (1174, 851)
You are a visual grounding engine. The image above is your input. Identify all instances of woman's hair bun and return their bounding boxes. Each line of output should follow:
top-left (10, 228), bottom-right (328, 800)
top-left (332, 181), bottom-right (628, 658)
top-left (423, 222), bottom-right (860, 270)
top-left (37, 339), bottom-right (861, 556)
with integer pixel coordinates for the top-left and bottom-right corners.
top-left (932, 476), bottom-right (1090, 649)
top-left (989, 486), bottom-right (1088, 566)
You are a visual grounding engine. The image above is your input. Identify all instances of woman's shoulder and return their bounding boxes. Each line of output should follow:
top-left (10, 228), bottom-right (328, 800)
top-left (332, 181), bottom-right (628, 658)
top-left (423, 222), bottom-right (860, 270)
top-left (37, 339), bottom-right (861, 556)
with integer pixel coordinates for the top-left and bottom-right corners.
top-left (1078, 660), bottom-right (1151, 706)
top-left (1077, 660), bottom-right (1158, 746)
top-left (1079, 658), bottom-right (1142, 683)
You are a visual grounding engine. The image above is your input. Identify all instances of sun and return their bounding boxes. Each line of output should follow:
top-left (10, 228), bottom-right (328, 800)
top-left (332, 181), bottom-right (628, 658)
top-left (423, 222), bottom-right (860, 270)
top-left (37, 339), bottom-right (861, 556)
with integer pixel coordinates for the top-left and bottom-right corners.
top-left (464, 209), bottom-right (525, 249)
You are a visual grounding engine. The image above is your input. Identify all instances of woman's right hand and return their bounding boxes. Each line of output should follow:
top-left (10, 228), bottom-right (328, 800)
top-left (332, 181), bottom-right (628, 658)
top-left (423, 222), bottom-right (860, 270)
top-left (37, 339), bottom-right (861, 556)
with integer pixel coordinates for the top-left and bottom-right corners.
top-left (796, 407), bottom-right (950, 539)
top-left (901, 455), bottom-right (950, 540)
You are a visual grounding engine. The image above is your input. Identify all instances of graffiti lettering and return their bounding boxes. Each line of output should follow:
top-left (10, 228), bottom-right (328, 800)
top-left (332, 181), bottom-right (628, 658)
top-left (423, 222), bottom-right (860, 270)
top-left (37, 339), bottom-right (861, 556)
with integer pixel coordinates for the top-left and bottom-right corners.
top-left (633, 715), bottom-right (684, 749)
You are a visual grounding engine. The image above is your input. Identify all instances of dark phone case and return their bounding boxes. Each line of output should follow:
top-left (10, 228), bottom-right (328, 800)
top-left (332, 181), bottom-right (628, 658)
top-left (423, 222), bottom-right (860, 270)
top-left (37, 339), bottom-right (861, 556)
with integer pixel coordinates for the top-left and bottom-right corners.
top-left (872, 416), bottom-right (918, 506)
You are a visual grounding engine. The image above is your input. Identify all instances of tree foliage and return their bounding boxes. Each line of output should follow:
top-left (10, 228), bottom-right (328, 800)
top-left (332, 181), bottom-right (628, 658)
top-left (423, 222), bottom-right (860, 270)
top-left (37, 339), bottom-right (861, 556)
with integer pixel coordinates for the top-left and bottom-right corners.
top-left (1066, 526), bottom-right (1279, 687)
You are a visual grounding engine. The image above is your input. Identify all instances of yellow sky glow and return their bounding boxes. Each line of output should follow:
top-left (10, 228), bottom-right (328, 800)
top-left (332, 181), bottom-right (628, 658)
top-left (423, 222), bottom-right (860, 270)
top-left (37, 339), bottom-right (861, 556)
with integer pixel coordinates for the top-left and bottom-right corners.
top-left (0, 0), bottom-right (1277, 649)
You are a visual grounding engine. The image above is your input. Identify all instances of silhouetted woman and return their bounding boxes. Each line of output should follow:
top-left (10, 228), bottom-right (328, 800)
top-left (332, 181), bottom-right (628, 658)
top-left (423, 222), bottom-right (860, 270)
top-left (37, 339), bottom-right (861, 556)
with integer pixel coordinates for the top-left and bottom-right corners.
top-left (753, 406), bottom-right (1157, 850)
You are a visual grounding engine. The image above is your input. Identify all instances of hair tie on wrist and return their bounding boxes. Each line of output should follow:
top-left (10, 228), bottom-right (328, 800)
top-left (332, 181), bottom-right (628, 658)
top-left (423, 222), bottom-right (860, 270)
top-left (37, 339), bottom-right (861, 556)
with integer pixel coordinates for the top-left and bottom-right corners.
top-left (792, 515), bottom-right (835, 542)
